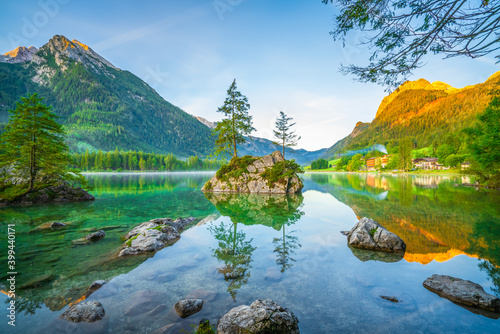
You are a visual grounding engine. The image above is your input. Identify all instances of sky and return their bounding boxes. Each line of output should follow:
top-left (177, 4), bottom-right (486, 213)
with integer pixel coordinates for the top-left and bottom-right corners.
top-left (0, 0), bottom-right (498, 151)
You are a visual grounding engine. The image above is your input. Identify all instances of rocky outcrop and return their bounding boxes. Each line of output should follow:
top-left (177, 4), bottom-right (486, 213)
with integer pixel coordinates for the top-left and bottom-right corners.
top-left (346, 217), bottom-right (406, 252)
top-left (119, 217), bottom-right (195, 256)
top-left (423, 274), bottom-right (500, 313)
top-left (217, 299), bottom-right (299, 334)
top-left (0, 182), bottom-right (95, 207)
top-left (202, 151), bottom-right (303, 194)
top-left (59, 301), bottom-right (105, 322)
top-left (174, 299), bottom-right (204, 318)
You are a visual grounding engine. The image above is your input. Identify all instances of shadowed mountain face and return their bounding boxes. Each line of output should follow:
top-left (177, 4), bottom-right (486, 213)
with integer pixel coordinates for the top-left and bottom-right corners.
top-left (0, 35), bottom-right (215, 156)
top-left (321, 73), bottom-right (500, 159)
top-left (304, 173), bottom-right (500, 268)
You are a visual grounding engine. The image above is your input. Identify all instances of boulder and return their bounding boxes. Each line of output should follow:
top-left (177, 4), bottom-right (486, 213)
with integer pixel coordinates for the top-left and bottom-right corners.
top-left (119, 217), bottom-right (195, 256)
top-left (86, 230), bottom-right (105, 241)
top-left (202, 151), bottom-right (303, 194)
top-left (217, 299), bottom-right (299, 334)
top-left (50, 222), bottom-right (66, 228)
top-left (174, 299), bottom-right (204, 318)
top-left (59, 301), bottom-right (105, 322)
top-left (346, 217), bottom-right (406, 252)
top-left (423, 274), bottom-right (500, 313)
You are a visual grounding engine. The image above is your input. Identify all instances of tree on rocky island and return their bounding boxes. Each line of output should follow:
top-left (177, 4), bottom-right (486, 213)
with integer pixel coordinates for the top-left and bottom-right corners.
top-left (322, 0), bottom-right (500, 88)
top-left (0, 93), bottom-right (87, 198)
top-left (273, 111), bottom-right (301, 159)
top-left (213, 79), bottom-right (255, 158)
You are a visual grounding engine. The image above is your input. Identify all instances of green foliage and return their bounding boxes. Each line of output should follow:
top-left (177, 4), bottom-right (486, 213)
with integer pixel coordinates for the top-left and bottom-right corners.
top-left (260, 160), bottom-right (304, 187)
top-left (213, 79), bottom-right (255, 158)
top-left (216, 155), bottom-right (257, 181)
top-left (322, 0), bottom-right (500, 87)
top-left (369, 228), bottom-right (377, 237)
top-left (463, 96), bottom-right (500, 187)
top-left (272, 111), bottom-right (301, 159)
top-left (347, 154), bottom-right (364, 171)
top-left (0, 93), bottom-right (87, 198)
top-left (311, 158), bottom-right (329, 170)
top-left (69, 150), bottom-right (221, 172)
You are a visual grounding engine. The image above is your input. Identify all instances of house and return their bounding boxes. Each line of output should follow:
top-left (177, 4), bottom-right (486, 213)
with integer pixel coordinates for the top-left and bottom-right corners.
top-left (366, 155), bottom-right (389, 171)
top-left (412, 157), bottom-right (443, 170)
top-left (461, 162), bottom-right (470, 170)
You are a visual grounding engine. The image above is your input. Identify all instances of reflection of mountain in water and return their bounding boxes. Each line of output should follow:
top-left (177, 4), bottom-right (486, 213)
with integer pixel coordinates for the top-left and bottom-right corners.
top-left (206, 193), bottom-right (304, 299)
top-left (305, 173), bottom-right (500, 268)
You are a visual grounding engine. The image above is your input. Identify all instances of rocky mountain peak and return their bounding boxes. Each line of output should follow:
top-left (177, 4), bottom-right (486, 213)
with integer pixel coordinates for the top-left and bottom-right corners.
top-left (1, 46), bottom-right (38, 63)
top-left (40, 35), bottom-right (118, 71)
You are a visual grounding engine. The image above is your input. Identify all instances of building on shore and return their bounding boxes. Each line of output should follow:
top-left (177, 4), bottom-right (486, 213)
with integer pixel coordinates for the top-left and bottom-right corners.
top-left (366, 155), bottom-right (389, 171)
top-left (412, 157), bottom-right (446, 170)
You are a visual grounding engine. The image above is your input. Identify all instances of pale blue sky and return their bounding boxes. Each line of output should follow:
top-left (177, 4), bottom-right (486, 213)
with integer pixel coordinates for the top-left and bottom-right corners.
top-left (1, 0), bottom-right (498, 150)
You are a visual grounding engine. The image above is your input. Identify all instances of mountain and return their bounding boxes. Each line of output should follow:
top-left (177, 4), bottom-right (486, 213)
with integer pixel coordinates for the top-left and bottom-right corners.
top-left (321, 73), bottom-right (500, 159)
top-left (0, 35), bottom-right (214, 156)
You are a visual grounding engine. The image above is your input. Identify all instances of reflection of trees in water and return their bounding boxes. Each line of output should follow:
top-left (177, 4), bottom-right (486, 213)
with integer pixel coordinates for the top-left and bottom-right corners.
top-left (209, 222), bottom-right (256, 301)
top-left (398, 175), bottom-right (413, 207)
top-left (206, 192), bottom-right (305, 295)
top-left (87, 173), bottom-right (209, 196)
top-left (273, 224), bottom-right (301, 272)
top-left (467, 214), bottom-right (500, 297)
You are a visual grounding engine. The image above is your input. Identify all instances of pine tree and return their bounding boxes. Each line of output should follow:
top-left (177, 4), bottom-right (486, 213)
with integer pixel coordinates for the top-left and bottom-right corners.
top-left (272, 111), bottom-right (301, 159)
top-left (82, 149), bottom-right (89, 171)
top-left (213, 79), bottom-right (255, 158)
top-left (0, 94), bottom-right (85, 193)
top-left (398, 137), bottom-right (413, 172)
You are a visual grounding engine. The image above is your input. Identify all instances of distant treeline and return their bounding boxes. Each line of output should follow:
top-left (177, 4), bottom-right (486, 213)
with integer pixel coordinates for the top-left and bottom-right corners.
top-left (70, 149), bottom-right (222, 171)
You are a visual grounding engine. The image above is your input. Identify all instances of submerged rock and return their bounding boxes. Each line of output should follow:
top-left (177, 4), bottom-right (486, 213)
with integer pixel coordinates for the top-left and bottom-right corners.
top-left (174, 299), bottom-right (204, 318)
top-left (85, 280), bottom-right (107, 297)
top-left (50, 222), bottom-right (66, 228)
top-left (217, 299), bottom-right (299, 334)
top-left (202, 151), bottom-right (303, 194)
top-left (119, 217), bottom-right (195, 256)
top-left (346, 217), bottom-right (406, 252)
top-left (423, 274), bottom-right (500, 313)
top-left (60, 301), bottom-right (105, 322)
top-left (86, 230), bottom-right (106, 241)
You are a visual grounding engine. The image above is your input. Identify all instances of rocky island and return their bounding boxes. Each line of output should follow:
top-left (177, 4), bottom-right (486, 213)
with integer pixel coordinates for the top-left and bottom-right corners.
top-left (202, 151), bottom-right (303, 194)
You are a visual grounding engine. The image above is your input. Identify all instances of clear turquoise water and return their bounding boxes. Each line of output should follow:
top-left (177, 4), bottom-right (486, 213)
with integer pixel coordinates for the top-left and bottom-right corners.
top-left (0, 172), bottom-right (499, 333)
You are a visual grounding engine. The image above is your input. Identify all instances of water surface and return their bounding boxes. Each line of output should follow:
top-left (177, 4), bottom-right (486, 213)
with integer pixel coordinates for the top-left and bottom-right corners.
top-left (0, 172), bottom-right (499, 333)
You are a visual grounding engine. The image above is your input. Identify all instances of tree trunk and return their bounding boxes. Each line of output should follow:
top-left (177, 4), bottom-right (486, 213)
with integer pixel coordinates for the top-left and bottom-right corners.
top-left (232, 100), bottom-right (237, 158)
top-left (282, 136), bottom-right (285, 159)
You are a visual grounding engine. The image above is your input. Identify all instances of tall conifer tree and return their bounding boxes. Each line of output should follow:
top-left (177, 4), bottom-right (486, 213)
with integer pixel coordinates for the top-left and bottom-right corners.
top-left (272, 111), bottom-right (301, 159)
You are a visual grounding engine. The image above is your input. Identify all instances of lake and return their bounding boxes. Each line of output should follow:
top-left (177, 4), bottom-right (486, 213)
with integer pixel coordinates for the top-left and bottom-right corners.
top-left (0, 172), bottom-right (499, 333)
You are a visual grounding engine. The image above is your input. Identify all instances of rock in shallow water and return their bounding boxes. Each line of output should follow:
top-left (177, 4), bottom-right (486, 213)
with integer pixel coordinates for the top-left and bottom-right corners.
top-left (60, 301), bottom-right (105, 322)
top-left (174, 299), bottom-right (204, 318)
top-left (347, 217), bottom-right (406, 252)
top-left (217, 299), bottom-right (299, 334)
top-left (119, 217), bottom-right (195, 256)
top-left (86, 230), bottom-right (105, 241)
top-left (423, 274), bottom-right (500, 313)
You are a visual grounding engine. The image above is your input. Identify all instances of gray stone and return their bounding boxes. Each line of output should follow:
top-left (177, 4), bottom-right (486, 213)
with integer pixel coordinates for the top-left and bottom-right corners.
top-left (86, 230), bottom-right (105, 241)
top-left (202, 151), bottom-right (303, 194)
top-left (119, 217), bottom-right (195, 256)
top-left (174, 299), bottom-right (204, 318)
top-left (59, 301), bottom-right (105, 322)
top-left (217, 299), bottom-right (299, 334)
top-left (50, 222), bottom-right (66, 228)
top-left (423, 274), bottom-right (500, 313)
top-left (347, 217), bottom-right (406, 252)
top-left (85, 280), bottom-right (107, 297)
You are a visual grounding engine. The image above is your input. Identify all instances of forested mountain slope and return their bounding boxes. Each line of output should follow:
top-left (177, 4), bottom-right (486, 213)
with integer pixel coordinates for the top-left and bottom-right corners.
top-left (0, 35), bottom-right (214, 156)
top-left (321, 73), bottom-right (500, 159)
